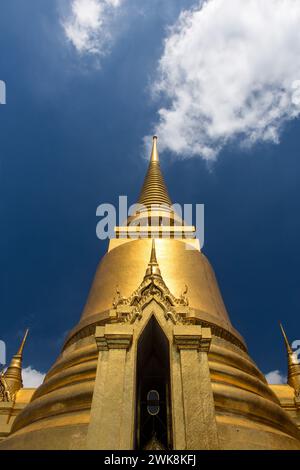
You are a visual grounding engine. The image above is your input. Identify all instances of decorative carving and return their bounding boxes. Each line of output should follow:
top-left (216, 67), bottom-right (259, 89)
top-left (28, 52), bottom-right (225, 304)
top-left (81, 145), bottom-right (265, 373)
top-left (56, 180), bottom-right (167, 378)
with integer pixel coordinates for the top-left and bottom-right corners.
top-left (110, 240), bottom-right (192, 326)
top-left (65, 308), bottom-right (247, 353)
top-left (111, 274), bottom-right (191, 326)
top-left (179, 284), bottom-right (189, 307)
top-left (95, 325), bottom-right (133, 351)
top-left (295, 388), bottom-right (300, 408)
top-left (174, 326), bottom-right (212, 353)
top-left (123, 308), bottom-right (142, 325)
top-left (0, 378), bottom-right (7, 402)
top-left (0, 374), bottom-right (12, 402)
top-left (112, 285), bottom-right (126, 308)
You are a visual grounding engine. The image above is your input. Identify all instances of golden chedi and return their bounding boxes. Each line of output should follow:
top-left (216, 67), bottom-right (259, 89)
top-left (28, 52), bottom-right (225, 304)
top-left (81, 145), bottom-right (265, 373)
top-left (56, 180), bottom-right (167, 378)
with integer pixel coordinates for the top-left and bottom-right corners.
top-left (0, 330), bottom-right (36, 440)
top-left (0, 137), bottom-right (299, 450)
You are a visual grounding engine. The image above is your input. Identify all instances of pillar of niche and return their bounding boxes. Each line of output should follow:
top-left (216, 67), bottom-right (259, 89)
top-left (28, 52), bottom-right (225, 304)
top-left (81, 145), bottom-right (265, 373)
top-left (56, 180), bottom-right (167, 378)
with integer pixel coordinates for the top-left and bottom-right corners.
top-left (86, 324), bottom-right (133, 450)
top-left (173, 325), bottom-right (219, 450)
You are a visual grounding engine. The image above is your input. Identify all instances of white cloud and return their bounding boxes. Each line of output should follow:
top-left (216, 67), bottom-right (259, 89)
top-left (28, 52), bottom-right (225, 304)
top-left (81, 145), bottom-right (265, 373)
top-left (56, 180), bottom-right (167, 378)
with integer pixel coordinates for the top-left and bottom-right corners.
top-left (62, 0), bottom-right (123, 55)
top-left (152, 0), bottom-right (300, 160)
top-left (106, 0), bottom-right (122, 6)
top-left (265, 370), bottom-right (286, 385)
top-left (22, 366), bottom-right (45, 388)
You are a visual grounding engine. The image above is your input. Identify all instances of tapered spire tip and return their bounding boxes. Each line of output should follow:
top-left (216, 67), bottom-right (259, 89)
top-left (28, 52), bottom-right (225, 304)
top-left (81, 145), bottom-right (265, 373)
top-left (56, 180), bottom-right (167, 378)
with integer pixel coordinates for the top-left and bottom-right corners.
top-left (150, 135), bottom-right (159, 163)
top-left (150, 239), bottom-right (158, 265)
top-left (279, 322), bottom-right (293, 354)
top-left (279, 322), bottom-right (300, 396)
top-left (17, 329), bottom-right (29, 356)
top-left (137, 135), bottom-right (172, 209)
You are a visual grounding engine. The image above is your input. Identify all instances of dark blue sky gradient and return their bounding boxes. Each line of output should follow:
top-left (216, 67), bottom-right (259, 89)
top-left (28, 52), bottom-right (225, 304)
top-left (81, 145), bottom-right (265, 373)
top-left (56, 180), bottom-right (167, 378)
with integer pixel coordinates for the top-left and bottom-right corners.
top-left (0, 1), bottom-right (299, 377)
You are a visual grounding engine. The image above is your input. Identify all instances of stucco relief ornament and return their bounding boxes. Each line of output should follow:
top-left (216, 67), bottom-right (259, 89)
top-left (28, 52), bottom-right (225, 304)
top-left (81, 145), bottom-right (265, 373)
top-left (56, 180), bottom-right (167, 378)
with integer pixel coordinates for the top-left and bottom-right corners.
top-left (112, 285), bottom-right (126, 308)
top-left (0, 379), bottom-right (6, 402)
top-left (123, 307), bottom-right (142, 324)
top-left (295, 388), bottom-right (300, 406)
top-left (0, 373), bottom-right (11, 402)
top-left (179, 284), bottom-right (189, 307)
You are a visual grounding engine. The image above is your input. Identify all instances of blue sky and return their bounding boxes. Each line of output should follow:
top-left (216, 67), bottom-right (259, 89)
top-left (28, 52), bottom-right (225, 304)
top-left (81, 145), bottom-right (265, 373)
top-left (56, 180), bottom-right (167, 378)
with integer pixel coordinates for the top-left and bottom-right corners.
top-left (1, 0), bottom-right (300, 384)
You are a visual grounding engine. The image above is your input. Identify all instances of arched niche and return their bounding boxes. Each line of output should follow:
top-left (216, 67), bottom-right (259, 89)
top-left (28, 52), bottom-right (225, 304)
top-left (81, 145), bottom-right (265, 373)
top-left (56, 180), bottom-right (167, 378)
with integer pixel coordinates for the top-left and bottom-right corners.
top-left (135, 315), bottom-right (172, 449)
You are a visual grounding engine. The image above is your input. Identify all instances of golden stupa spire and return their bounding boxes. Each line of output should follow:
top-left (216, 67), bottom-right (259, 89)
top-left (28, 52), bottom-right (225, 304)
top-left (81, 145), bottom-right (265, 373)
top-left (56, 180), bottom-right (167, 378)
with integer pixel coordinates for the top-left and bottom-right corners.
top-left (4, 329), bottom-right (29, 398)
top-left (138, 136), bottom-right (172, 209)
top-left (279, 323), bottom-right (300, 398)
top-left (116, 135), bottom-right (194, 239)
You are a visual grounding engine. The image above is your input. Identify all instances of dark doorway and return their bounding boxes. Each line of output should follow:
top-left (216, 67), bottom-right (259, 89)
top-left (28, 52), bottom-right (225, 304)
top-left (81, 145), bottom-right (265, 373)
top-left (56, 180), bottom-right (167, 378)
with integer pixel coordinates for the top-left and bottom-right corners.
top-left (135, 316), bottom-right (172, 449)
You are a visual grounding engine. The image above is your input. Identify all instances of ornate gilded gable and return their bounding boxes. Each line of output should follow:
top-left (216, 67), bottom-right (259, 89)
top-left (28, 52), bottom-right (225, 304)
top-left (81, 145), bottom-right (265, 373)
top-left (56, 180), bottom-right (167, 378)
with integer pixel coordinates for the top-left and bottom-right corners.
top-left (111, 240), bottom-right (191, 325)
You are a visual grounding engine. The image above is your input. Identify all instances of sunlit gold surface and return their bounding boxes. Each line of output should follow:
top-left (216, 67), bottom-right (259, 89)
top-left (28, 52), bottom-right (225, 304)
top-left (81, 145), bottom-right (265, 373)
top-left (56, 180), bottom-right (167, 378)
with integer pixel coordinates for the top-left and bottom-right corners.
top-left (0, 137), bottom-right (299, 449)
top-left (270, 384), bottom-right (300, 430)
top-left (78, 238), bottom-right (233, 333)
top-left (0, 389), bottom-right (35, 441)
top-left (2, 332), bottom-right (300, 449)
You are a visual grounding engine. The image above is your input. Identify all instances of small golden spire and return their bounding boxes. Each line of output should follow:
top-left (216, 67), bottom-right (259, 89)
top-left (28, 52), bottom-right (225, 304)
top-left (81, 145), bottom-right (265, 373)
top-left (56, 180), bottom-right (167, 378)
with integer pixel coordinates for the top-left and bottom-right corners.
top-left (144, 239), bottom-right (162, 279)
top-left (279, 323), bottom-right (300, 399)
top-left (150, 238), bottom-right (158, 264)
top-left (4, 329), bottom-right (29, 398)
top-left (138, 136), bottom-right (172, 209)
top-left (280, 323), bottom-right (293, 354)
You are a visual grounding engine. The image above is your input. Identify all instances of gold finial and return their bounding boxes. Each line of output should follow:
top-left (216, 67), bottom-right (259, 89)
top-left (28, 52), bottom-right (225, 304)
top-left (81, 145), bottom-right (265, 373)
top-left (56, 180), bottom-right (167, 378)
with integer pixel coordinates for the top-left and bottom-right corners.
top-left (17, 328), bottom-right (29, 356)
top-left (279, 323), bottom-right (300, 400)
top-left (4, 329), bottom-right (29, 398)
top-left (279, 323), bottom-right (293, 354)
top-left (151, 136), bottom-right (159, 163)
